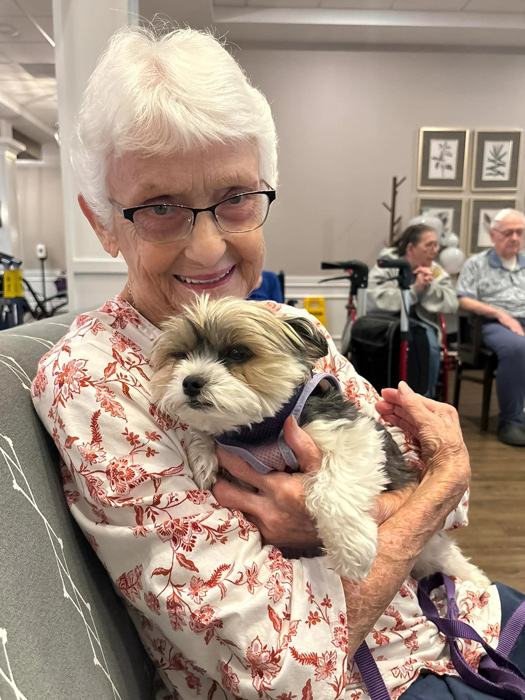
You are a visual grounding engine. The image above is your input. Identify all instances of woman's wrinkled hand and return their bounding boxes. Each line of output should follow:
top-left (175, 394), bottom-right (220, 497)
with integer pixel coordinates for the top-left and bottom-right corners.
top-left (211, 416), bottom-right (323, 549)
top-left (376, 381), bottom-right (470, 514)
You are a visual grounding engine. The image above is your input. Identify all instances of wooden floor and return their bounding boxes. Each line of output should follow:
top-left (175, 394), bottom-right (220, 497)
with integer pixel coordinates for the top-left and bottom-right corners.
top-left (447, 370), bottom-right (525, 591)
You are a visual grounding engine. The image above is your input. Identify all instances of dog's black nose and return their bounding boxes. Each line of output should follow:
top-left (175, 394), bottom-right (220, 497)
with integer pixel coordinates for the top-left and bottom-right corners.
top-left (183, 375), bottom-right (206, 397)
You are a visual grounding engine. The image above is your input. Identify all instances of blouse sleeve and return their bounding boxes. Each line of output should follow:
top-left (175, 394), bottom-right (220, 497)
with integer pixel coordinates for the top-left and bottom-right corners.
top-left (31, 312), bottom-right (351, 699)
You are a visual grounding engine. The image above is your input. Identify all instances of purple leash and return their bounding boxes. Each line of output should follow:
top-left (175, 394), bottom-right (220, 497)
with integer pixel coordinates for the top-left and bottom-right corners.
top-left (417, 573), bottom-right (525, 700)
top-left (353, 641), bottom-right (391, 700)
top-left (354, 573), bottom-right (525, 700)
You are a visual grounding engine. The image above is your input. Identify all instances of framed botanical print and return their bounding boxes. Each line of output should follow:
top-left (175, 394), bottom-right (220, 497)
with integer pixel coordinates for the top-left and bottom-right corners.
top-left (417, 128), bottom-right (469, 190)
top-left (472, 130), bottom-right (522, 191)
top-left (467, 197), bottom-right (517, 255)
top-left (416, 196), bottom-right (464, 240)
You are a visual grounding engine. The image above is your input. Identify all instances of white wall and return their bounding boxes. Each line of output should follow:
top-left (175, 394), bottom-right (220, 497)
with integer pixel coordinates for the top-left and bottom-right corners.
top-left (16, 143), bottom-right (66, 271)
top-left (234, 48), bottom-right (525, 275)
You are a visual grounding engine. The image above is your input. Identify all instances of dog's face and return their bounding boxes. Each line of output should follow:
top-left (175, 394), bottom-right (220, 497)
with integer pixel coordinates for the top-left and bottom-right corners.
top-left (150, 296), bottom-right (328, 435)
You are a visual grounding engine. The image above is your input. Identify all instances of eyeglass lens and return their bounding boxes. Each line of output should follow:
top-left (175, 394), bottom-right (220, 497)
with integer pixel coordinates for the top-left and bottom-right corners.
top-left (133, 193), bottom-right (270, 242)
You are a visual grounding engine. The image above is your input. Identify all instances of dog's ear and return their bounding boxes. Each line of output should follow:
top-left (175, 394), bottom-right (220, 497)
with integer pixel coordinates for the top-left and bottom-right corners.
top-left (283, 316), bottom-right (329, 362)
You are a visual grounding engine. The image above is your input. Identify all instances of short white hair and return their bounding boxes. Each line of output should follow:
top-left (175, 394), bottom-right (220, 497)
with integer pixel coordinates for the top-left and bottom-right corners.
top-left (71, 24), bottom-right (278, 229)
top-left (491, 209), bottom-right (525, 229)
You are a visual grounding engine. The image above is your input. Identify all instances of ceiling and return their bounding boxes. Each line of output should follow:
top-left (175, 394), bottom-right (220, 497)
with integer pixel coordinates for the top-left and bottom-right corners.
top-left (0, 0), bottom-right (55, 145)
top-left (1, 0), bottom-right (525, 148)
top-left (213, 0), bottom-right (525, 9)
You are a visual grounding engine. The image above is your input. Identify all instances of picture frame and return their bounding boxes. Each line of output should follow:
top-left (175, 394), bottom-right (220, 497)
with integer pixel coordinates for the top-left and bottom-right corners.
top-left (467, 197), bottom-right (517, 255)
top-left (416, 196), bottom-right (465, 243)
top-left (417, 128), bottom-right (469, 191)
top-left (472, 130), bottom-right (522, 191)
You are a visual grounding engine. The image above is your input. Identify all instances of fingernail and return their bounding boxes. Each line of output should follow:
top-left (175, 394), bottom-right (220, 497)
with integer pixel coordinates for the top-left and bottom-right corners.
top-left (289, 415), bottom-right (300, 432)
top-left (398, 381), bottom-right (413, 395)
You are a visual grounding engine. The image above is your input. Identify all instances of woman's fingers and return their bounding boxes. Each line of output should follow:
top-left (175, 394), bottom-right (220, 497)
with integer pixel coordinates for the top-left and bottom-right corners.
top-left (380, 413), bottom-right (422, 438)
top-left (211, 474), bottom-right (262, 515)
top-left (380, 384), bottom-right (448, 415)
top-left (282, 415), bottom-right (322, 474)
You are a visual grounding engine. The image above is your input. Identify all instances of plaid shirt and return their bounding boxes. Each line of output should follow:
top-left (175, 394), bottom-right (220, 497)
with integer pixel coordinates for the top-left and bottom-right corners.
top-left (456, 248), bottom-right (525, 318)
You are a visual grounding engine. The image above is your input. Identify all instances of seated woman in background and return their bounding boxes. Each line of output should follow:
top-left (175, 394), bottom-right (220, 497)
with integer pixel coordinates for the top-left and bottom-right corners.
top-left (368, 223), bottom-right (458, 398)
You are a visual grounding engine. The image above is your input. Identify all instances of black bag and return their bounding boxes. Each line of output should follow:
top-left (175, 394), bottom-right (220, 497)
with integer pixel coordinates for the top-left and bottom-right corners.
top-left (349, 311), bottom-right (430, 395)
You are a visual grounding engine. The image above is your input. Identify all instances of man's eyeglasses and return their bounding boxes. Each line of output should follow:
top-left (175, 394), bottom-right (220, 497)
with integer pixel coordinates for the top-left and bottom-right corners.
top-left (496, 228), bottom-right (524, 239)
top-left (109, 190), bottom-right (276, 244)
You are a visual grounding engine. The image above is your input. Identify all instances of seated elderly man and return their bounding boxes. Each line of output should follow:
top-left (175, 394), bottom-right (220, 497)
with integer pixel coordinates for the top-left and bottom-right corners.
top-left (456, 209), bottom-right (525, 446)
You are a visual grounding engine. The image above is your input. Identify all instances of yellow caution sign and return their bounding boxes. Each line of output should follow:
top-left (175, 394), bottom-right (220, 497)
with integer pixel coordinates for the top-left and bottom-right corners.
top-left (304, 297), bottom-right (327, 328)
top-left (3, 269), bottom-right (23, 298)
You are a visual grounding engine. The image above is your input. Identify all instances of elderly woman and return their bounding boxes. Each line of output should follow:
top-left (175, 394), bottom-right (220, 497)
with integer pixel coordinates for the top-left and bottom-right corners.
top-left (32, 26), bottom-right (522, 700)
top-left (367, 224), bottom-right (458, 398)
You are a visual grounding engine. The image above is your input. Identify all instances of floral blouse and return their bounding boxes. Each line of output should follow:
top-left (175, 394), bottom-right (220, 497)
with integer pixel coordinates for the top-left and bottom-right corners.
top-left (31, 295), bottom-right (501, 699)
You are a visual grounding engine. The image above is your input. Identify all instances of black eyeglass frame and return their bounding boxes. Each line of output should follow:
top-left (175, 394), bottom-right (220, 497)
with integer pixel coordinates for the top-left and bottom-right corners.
top-left (108, 189), bottom-right (276, 242)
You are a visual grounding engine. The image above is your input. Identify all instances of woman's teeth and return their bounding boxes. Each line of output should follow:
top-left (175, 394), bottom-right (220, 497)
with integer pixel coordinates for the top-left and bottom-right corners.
top-left (177, 268), bottom-right (232, 284)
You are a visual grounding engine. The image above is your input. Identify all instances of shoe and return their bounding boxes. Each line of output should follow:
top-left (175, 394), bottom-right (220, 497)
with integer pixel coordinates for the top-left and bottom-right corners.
top-left (497, 423), bottom-right (525, 447)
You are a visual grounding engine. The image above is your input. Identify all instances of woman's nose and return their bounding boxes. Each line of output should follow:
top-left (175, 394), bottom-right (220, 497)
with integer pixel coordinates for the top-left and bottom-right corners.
top-left (184, 211), bottom-right (227, 265)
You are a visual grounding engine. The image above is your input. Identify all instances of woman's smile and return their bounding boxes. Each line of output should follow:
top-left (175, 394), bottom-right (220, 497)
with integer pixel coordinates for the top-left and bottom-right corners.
top-left (174, 264), bottom-right (236, 290)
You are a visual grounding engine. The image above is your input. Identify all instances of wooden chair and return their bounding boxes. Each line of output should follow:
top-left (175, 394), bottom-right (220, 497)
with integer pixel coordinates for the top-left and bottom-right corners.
top-left (453, 311), bottom-right (498, 432)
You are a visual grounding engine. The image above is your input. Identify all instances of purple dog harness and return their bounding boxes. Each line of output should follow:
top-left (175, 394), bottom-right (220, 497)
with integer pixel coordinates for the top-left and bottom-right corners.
top-left (354, 573), bottom-right (525, 699)
top-left (215, 373), bottom-right (341, 474)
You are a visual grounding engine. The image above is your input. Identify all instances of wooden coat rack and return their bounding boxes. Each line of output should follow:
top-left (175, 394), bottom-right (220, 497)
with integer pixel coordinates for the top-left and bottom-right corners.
top-left (382, 175), bottom-right (407, 245)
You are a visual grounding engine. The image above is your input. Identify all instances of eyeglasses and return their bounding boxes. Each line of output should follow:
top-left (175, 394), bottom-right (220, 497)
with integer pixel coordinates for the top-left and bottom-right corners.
top-left (109, 189), bottom-right (276, 244)
top-left (496, 228), bottom-right (524, 239)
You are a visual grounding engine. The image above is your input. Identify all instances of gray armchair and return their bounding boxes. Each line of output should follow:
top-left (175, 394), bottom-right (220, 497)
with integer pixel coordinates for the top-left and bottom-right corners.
top-left (0, 316), bottom-right (156, 700)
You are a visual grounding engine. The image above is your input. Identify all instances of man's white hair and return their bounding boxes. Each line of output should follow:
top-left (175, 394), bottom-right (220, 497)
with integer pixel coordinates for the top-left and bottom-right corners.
top-left (70, 25), bottom-right (278, 229)
top-left (491, 209), bottom-right (525, 229)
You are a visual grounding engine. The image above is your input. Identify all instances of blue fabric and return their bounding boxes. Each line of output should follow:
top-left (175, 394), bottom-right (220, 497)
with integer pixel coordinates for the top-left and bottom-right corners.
top-left (247, 270), bottom-right (284, 303)
top-left (400, 583), bottom-right (525, 699)
top-left (421, 322), bottom-right (440, 399)
top-left (482, 318), bottom-right (525, 426)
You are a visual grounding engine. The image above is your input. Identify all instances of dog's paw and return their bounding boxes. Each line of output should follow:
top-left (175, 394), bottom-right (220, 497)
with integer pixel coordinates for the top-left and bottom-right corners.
top-left (187, 433), bottom-right (219, 491)
top-left (191, 454), bottom-right (219, 490)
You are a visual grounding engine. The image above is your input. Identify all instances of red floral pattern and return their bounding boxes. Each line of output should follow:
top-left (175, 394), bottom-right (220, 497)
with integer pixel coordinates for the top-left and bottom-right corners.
top-left (31, 296), bottom-right (501, 699)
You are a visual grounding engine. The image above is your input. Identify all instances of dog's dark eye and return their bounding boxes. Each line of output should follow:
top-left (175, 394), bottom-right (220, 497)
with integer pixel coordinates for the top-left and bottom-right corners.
top-left (170, 351), bottom-right (187, 361)
top-left (220, 346), bottom-right (253, 364)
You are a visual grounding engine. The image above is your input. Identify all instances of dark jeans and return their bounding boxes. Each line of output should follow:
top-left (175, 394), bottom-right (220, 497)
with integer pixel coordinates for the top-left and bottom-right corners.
top-left (401, 582), bottom-right (525, 699)
top-left (482, 318), bottom-right (525, 426)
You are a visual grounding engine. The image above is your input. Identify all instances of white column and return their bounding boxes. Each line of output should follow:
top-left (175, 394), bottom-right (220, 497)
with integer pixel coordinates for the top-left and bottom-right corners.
top-left (0, 136), bottom-right (26, 259)
top-left (52, 0), bottom-right (138, 312)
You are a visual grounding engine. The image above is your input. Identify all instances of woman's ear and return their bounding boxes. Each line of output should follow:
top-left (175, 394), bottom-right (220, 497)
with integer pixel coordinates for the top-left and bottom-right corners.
top-left (78, 194), bottom-right (120, 258)
top-left (283, 316), bottom-right (329, 362)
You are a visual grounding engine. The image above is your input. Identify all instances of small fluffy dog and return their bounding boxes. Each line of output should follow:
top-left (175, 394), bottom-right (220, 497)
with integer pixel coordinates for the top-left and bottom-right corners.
top-left (151, 295), bottom-right (489, 585)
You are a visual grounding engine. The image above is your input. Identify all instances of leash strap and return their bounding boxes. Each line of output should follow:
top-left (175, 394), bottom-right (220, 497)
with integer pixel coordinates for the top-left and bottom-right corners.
top-left (353, 641), bottom-right (391, 700)
top-left (354, 574), bottom-right (525, 700)
top-left (417, 573), bottom-right (525, 700)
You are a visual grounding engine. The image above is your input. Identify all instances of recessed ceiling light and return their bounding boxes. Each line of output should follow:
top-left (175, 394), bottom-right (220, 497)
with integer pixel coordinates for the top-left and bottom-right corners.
top-left (0, 24), bottom-right (19, 38)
